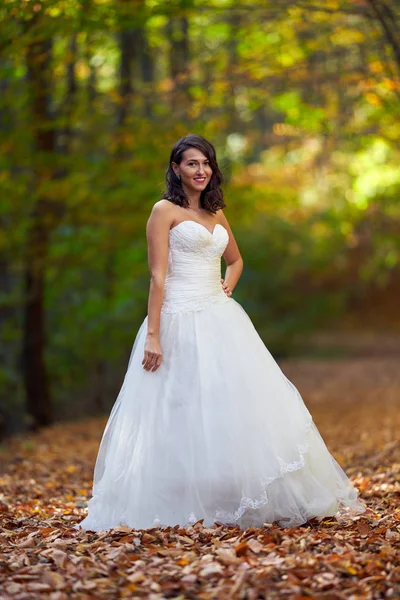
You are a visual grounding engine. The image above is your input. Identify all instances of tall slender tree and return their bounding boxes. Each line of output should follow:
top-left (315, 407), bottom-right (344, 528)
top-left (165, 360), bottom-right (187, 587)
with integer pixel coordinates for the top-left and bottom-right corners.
top-left (23, 31), bottom-right (55, 429)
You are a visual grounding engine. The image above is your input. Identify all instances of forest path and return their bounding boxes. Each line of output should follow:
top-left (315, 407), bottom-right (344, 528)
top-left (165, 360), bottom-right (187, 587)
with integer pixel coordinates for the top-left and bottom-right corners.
top-left (0, 357), bottom-right (399, 599)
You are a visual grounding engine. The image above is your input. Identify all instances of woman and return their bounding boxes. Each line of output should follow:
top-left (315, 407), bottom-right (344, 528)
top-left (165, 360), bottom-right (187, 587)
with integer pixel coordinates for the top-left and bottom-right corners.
top-left (75, 134), bottom-right (366, 532)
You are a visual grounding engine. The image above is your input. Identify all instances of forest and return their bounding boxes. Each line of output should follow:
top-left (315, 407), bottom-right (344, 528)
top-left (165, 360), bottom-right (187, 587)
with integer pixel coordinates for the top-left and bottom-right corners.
top-left (0, 0), bottom-right (399, 432)
top-left (1, 2), bottom-right (400, 598)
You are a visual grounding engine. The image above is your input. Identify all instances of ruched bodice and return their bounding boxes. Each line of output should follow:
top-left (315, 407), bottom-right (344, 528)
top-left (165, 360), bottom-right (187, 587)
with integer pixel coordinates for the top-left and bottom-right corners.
top-left (161, 220), bottom-right (231, 314)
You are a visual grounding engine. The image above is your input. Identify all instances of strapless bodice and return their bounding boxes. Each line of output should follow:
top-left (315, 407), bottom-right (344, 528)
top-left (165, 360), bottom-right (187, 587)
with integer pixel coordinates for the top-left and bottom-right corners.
top-left (161, 220), bottom-right (231, 314)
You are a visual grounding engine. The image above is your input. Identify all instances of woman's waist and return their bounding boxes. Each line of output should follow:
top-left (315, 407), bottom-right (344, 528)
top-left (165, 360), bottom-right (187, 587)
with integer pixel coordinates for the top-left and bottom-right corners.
top-left (163, 279), bottom-right (225, 300)
top-left (164, 260), bottom-right (223, 289)
top-left (161, 277), bottom-right (229, 314)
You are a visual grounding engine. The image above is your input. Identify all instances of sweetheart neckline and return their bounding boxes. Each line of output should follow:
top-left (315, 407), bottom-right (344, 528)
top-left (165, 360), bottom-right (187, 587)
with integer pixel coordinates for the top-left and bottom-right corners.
top-left (170, 220), bottom-right (227, 237)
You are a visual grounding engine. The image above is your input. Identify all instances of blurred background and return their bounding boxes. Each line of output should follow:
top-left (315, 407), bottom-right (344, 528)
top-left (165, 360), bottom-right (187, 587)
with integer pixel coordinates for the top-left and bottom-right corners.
top-left (0, 0), bottom-right (399, 437)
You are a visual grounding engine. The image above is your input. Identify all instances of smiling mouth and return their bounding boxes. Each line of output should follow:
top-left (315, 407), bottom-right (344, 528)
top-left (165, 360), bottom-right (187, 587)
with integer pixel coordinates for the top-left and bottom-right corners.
top-left (193, 177), bottom-right (207, 183)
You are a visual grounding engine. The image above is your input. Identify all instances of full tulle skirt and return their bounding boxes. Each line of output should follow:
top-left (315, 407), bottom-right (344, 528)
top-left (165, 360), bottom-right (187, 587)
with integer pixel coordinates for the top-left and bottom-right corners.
top-left (75, 297), bottom-right (366, 531)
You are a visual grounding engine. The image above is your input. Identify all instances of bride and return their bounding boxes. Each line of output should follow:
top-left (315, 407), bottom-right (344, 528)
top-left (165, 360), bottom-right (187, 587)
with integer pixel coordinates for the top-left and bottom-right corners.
top-left (75, 134), bottom-right (366, 531)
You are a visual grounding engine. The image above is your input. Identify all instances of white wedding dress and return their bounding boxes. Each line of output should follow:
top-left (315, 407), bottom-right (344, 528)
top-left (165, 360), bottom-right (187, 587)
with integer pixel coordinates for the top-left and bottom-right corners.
top-left (75, 220), bottom-right (366, 532)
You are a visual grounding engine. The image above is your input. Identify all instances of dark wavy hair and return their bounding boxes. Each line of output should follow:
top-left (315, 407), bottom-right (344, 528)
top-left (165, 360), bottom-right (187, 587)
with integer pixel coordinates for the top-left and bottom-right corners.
top-left (162, 134), bottom-right (226, 213)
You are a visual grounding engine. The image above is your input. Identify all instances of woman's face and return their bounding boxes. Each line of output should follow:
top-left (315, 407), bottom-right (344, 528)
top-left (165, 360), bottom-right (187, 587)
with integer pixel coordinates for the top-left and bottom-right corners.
top-left (172, 147), bottom-right (213, 194)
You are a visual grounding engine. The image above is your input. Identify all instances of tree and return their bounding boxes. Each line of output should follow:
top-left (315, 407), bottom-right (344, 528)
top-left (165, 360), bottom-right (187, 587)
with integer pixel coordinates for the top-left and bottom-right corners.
top-left (23, 31), bottom-right (55, 429)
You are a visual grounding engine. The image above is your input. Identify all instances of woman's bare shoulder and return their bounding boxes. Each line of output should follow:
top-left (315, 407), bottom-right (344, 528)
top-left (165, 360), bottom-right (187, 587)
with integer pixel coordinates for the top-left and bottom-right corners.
top-left (147, 199), bottom-right (177, 232)
top-left (151, 198), bottom-right (175, 212)
top-left (149, 199), bottom-right (176, 219)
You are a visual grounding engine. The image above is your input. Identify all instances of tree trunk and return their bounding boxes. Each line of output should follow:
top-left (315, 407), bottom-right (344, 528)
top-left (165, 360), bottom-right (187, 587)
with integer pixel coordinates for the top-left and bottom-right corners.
top-left (117, 29), bottom-right (135, 130)
top-left (166, 14), bottom-right (191, 119)
top-left (367, 0), bottom-right (400, 76)
top-left (0, 62), bottom-right (21, 437)
top-left (91, 9), bottom-right (137, 410)
top-left (58, 33), bottom-right (77, 157)
top-left (226, 10), bottom-right (241, 133)
top-left (137, 25), bottom-right (154, 119)
top-left (23, 36), bottom-right (55, 430)
top-left (86, 38), bottom-right (98, 106)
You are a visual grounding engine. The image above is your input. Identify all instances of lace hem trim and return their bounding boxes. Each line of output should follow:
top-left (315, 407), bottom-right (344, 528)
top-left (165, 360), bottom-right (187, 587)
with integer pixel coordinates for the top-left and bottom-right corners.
top-left (152, 415), bottom-right (366, 527)
top-left (75, 416), bottom-right (366, 532)
top-left (211, 493), bottom-right (366, 528)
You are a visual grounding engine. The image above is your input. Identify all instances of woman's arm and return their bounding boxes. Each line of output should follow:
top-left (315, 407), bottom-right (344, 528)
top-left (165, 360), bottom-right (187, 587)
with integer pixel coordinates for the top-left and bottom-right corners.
top-left (219, 210), bottom-right (244, 296)
top-left (142, 201), bottom-right (173, 372)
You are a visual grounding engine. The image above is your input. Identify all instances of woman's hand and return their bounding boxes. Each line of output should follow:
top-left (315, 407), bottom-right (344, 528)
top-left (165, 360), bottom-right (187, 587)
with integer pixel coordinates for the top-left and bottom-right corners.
top-left (142, 333), bottom-right (162, 372)
top-left (221, 278), bottom-right (232, 297)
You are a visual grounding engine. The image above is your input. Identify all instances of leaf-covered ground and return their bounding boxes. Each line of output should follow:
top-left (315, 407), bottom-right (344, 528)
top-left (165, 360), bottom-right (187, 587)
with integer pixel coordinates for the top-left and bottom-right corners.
top-left (1, 357), bottom-right (399, 599)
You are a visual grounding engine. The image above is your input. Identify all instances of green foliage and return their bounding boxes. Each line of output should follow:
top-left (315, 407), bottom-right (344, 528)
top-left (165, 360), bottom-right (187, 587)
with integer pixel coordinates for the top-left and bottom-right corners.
top-left (0, 0), bottom-right (399, 424)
